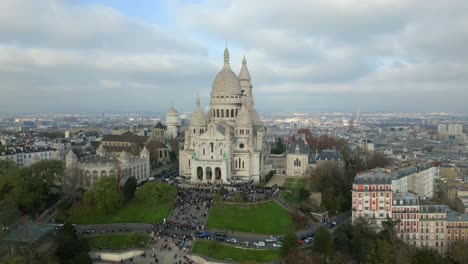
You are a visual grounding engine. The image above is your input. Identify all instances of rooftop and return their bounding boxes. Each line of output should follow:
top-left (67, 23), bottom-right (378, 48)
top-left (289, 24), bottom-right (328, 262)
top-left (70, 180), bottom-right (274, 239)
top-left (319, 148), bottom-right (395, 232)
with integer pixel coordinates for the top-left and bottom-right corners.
top-left (392, 192), bottom-right (419, 206)
top-left (419, 204), bottom-right (449, 214)
top-left (354, 169), bottom-right (392, 184)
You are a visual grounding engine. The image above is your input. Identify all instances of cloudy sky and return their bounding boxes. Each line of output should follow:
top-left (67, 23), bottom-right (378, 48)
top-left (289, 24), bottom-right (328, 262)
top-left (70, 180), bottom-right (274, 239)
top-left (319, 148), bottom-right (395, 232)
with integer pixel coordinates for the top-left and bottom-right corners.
top-left (1, 0), bottom-right (467, 114)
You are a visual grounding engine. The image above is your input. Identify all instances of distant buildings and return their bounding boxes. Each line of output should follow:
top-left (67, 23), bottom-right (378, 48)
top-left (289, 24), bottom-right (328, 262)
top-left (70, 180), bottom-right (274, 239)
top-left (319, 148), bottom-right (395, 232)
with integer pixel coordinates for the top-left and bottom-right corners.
top-left (0, 146), bottom-right (57, 167)
top-left (438, 123), bottom-right (464, 139)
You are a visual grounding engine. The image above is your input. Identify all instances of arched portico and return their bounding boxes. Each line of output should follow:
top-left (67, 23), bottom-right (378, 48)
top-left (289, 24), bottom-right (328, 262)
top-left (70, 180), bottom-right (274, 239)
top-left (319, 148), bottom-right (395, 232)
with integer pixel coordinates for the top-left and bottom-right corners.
top-left (215, 167), bottom-right (221, 180)
top-left (206, 167), bottom-right (212, 180)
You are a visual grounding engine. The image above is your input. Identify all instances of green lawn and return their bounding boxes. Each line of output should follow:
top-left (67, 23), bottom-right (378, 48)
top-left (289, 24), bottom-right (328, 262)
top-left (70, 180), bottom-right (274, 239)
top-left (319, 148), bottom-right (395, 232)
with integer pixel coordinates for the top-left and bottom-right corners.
top-left (192, 241), bottom-right (281, 263)
top-left (206, 201), bottom-right (293, 235)
top-left (68, 199), bottom-right (174, 224)
top-left (87, 234), bottom-right (150, 250)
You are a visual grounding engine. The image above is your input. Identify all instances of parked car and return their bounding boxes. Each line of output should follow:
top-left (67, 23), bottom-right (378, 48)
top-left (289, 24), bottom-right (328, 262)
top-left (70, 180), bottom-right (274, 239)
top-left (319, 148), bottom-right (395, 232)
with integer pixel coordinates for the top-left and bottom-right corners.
top-left (215, 232), bottom-right (227, 241)
top-left (254, 241), bottom-right (266, 247)
top-left (197, 232), bottom-right (210, 239)
top-left (304, 237), bottom-right (314, 243)
top-left (265, 236), bottom-right (277, 243)
top-left (226, 238), bottom-right (237, 244)
top-left (272, 242), bottom-right (282, 248)
top-left (240, 241), bottom-right (250, 247)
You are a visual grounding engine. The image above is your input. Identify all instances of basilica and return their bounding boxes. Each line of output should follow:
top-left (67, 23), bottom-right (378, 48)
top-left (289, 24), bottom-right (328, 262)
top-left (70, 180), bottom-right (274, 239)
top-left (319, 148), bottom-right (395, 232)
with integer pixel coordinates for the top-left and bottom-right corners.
top-left (179, 48), bottom-right (269, 183)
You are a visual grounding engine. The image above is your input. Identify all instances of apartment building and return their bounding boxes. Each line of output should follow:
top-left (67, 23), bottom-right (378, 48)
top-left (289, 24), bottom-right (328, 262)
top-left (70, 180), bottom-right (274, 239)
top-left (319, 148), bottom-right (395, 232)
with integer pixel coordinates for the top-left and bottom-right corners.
top-left (352, 169), bottom-right (393, 229)
top-left (419, 205), bottom-right (449, 254)
top-left (392, 192), bottom-right (420, 245)
top-left (0, 146), bottom-right (57, 167)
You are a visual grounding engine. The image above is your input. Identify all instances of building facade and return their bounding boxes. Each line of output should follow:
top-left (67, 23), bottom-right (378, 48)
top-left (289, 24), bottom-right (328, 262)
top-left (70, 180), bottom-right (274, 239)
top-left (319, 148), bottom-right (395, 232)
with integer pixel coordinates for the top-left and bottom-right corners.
top-left (352, 169), bottom-right (393, 229)
top-left (65, 147), bottom-right (150, 189)
top-left (179, 48), bottom-right (269, 184)
top-left (352, 168), bottom-right (467, 254)
top-left (392, 192), bottom-right (420, 245)
top-left (286, 139), bottom-right (311, 176)
top-left (166, 106), bottom-right (179, 139)
top-left (0, 146), bottom-right (57, 167)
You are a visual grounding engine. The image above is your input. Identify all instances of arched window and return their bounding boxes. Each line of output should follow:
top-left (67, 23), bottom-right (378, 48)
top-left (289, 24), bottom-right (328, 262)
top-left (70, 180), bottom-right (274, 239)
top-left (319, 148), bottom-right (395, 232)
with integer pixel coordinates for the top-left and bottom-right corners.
top-left (188, 159), bottom-right (191, 166)
top-left (236, 109), bottom-right (238, 116)
top-left (197, 167), bottom-right (203, 180)
top-left (231, 109), bottom-right (234, 117)
top-left (210, 142), bottom-right (214, 153)
top-left (235, 160), bottom-right (238, 168)
top-left (226, 109), bottom-right (229, 117)
top-left (203, 148), bottom-right (205, 155)
top-left (242, 161), bottom-right (245, 169)
top-left (221, 109), bottom-right (224, 117)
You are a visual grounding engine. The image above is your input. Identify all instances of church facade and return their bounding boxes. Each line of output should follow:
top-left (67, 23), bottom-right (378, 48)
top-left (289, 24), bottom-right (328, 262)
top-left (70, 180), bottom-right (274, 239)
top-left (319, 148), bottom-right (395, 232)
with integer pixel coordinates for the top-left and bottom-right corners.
top-left (179, 48), bottom-right (269, 184)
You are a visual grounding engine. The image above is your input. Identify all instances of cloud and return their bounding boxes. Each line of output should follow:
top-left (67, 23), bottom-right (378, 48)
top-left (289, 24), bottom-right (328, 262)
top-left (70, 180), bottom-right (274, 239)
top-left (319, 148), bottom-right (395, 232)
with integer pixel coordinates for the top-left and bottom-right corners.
top-left (0, 0), bottom-right (467, 113)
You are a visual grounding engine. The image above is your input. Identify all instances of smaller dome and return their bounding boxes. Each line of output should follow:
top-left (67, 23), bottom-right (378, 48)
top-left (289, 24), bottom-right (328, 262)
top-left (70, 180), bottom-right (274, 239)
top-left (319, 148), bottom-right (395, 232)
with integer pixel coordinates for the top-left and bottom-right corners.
top-left (190, 95), bottom-right (207, 127)
top-left (167, 106), bottom-right (178, 115)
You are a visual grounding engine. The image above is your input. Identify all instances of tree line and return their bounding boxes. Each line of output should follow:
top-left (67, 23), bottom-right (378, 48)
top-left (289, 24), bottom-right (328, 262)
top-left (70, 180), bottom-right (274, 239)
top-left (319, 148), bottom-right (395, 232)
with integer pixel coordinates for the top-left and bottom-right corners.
top-left (0, 159), bottom-right (64, 224)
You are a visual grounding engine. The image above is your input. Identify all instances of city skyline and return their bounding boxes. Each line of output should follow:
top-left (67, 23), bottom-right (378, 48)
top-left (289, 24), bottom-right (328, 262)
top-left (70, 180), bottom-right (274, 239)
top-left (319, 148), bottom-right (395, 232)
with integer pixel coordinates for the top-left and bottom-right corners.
top-left (1, 0), bottom-right (468, 114)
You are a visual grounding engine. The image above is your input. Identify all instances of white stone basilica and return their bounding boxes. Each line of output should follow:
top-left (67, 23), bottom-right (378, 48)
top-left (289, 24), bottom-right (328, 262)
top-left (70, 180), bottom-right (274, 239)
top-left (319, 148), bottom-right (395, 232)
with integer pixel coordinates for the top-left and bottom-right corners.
top-left (179, 48), bottom-right (269, 184)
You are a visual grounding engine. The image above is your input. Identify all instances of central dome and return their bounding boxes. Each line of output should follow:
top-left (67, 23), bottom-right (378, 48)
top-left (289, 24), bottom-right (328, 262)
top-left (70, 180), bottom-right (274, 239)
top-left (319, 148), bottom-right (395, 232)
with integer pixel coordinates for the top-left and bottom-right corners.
top-left (212, 67), bottom-right (242, 95)
top-left (211, 47), bottom-right (242, 96)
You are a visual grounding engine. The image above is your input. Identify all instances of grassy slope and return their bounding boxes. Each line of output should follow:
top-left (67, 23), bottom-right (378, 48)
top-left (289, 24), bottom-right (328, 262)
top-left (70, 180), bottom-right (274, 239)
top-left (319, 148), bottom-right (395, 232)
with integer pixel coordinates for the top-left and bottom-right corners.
top-left (87, 234), bottom-right (150, 250)
top-left (206, 201), bottom-right (293, 235)
top-left (192, 241), bottom-right (281, 263)
top-left (69, 199), bottom-right (173, 224)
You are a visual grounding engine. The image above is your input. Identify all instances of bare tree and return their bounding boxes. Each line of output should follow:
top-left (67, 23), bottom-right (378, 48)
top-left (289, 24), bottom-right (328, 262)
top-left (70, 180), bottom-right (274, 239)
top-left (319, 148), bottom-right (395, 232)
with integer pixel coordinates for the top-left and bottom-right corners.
top-left (61, 164), bottom-right (83, 204)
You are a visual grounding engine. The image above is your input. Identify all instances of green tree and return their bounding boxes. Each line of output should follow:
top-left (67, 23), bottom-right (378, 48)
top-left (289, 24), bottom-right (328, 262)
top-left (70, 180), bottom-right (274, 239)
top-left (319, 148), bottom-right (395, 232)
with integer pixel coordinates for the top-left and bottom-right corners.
top-left (280, 231), bottom-right (298, 258)
top-left (296, 188), bottom-right (310, 201)
top-left (412, 247), bottom-right (450, 264)
top-left (375, 239), bottom-right (392, 264)
top-left (92, 176), bottom-right (123, 214)
top-left (55, 223), bottom-right (92, 264)
top-left (313, 227), bottom-right (333, 256)
top-left (0, 198), bottom-right (20, 226)
top-left (123, 177), bottom-right (137, 202)
top-left (233, 193), bottom-right (244, 203)
top-left (451, 240), bottom-right (468, 264)
top-left (0, 159), bottom-right (17, 175)
top-left (271, 137), bottom-right (286, 154)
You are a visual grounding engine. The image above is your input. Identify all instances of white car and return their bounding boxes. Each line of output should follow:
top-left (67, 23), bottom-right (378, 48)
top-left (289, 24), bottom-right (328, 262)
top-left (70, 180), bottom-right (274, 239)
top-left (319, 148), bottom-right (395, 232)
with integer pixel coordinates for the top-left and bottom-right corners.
top-left (265, 236), bottom-right (277, 243)
top-left (254, 241), bottom-right (266, 247)
top-left (304, 237), bottom-right (314, 243)
top-left (227, 238), bottom-right (237, 244)
top-left (272, 242), bottom-right (282, 248)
